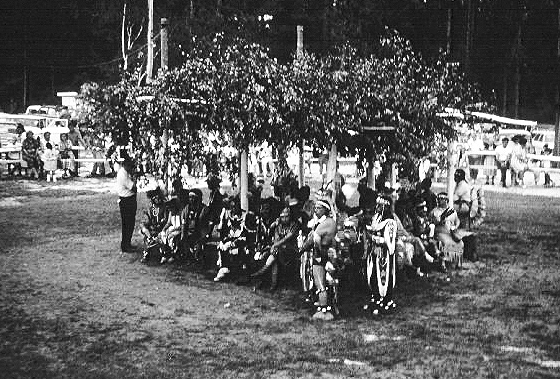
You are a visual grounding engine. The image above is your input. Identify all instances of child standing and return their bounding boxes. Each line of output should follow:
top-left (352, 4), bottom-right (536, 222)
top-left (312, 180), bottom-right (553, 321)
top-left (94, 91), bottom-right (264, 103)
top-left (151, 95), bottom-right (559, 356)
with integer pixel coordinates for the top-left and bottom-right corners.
top-left (42, 142), bottom-right (59, 182)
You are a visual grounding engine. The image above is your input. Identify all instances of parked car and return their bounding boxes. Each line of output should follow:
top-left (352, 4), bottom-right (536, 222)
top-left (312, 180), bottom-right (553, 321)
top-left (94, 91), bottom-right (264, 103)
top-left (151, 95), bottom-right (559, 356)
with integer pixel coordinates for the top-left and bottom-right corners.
top-left (0, 114), bottom-right (69, 144)
top-left (0, 121), bottom-right (21, 148)
top-left (25, 105), bottom-right (63, 117)
top-left (532, 130), bottom-right (556, 154)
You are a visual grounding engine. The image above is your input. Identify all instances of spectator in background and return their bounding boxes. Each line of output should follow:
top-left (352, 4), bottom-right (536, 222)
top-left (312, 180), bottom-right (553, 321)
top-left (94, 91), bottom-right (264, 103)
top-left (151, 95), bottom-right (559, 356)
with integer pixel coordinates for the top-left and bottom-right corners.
top-left (7, 124), bottom-right (25, 176)
top-left (67, 121), bottom-right (86, 176)
top-left (90, 133), bottom-right (106, 177)
top-left (39, 131), bottom-right (52, 153)
top-left (542, 144), bottom-right (553, 187)
top-left (510, 136), bottom-right (530, 187)
top-left (494, 137), bottom-right (511, 187)
top-left (482, 142), bottom-right (496, 185)
top-left (467, 133), bottom-right (484, 182)
top-left (21, 131), bottom-right (40, 179)
top-left (58, 133), bottom-right (75, 178)
top-left (42, 142), bottom-right (59, 182)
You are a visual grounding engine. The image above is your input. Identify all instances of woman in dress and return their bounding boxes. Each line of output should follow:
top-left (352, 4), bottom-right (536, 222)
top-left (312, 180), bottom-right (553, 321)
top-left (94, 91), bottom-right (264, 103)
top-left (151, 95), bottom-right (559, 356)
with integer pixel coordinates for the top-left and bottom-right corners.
top-left (21, 131), bottom-right (40, 179)
top-left (509, 135), bottom-right (528, 186)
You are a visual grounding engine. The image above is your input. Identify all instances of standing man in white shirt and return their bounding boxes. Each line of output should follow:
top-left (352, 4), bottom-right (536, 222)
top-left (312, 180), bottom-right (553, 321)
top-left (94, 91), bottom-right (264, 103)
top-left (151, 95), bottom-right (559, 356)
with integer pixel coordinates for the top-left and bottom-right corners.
top-left (494, 137), bottom-right (511, 187)
top-left (116, 155), bottom-right (137, 253)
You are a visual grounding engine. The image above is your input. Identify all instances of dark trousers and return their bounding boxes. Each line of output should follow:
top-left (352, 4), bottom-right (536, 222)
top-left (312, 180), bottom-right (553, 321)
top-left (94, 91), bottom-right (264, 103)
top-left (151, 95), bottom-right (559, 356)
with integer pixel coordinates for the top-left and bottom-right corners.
top-left (72, 150), bottom-right (79, 175)
top-left (119, 195), bottom-right (137, 251)
top-left (497, 161), bottom-right (509, 186)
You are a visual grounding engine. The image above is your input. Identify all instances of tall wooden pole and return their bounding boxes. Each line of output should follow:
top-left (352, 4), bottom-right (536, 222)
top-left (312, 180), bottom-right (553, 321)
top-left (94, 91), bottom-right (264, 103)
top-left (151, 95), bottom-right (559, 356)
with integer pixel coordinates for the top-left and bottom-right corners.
top-left (160, 17), bottom-right (171, 192)
top-left (446, 7), bottom-right (452, 55)
top-left (327, 144), bottom-right (337, 203)
top-left (554, 7), bottom-right (560, 158)
top-left (297, 25), bottom-right (305, 187)
top-left (23, 9), bottom-right (28, 110)
top-left (366, 159), bottom-right (375, 189)
top-left (147, 0), bottom-right (154, 82)
top-left (447, 141), bottom-right (456, 201)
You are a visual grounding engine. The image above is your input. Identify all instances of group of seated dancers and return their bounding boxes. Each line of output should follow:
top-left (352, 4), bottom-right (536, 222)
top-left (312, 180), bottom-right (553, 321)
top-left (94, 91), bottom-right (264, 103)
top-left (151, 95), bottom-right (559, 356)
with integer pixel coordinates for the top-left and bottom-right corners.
top-left (138, 169), bottom-right (483, 321)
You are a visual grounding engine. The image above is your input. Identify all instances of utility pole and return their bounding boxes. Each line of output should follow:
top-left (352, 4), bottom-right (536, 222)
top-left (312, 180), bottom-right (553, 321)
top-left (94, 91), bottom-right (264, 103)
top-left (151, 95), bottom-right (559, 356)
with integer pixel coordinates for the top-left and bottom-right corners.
top-left (446, 6), bottom-right (452, 55)
top-left (297, 25), bottom-right (305, 187)
top-left (554, 7), bottom-right (560, 158)
top-left (23, 49), bottom-right (28, 110)
top-left (23, 7), bottom-right (28, 110)
top-left (464, 0), bottom-right (473, 76)
top-left (147, 0), bottom-right (154, 82)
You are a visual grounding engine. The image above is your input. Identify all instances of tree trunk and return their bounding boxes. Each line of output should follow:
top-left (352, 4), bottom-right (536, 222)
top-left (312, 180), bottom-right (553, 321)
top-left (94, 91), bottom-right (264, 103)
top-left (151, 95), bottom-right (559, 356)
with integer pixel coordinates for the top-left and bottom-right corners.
top-left (322, 0), bottom-right (329, 53)
top-left (240, 149), bottom-right (249, 213)
top-left (147, 0), bottom-right (154, 82)
top-left (121, 2), bottom-right (127, 71)
top-left (513, 21), bottom-right (523, 119)
top-left (513, 59), bottom-right (520, 119)
top-left (446, 141), bottom-right (456, 202)
top-left (297, 25), bottom-right (305, 188)
top-left (160, 18), bottom-right (168, 71)
top-left (216, 0), bottom-right (222, 18)
top-left (464, 0), bottom-right (472, 76)
top-left (185, 0), bottom-right (194, 51)
top-left (326, 144), bottom-right (337, 203)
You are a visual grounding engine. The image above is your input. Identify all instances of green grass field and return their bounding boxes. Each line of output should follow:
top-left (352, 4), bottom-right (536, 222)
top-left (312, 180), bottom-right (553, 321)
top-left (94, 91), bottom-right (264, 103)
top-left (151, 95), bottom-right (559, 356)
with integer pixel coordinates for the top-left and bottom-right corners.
top-left (0, 178), bottom-right (559, 379)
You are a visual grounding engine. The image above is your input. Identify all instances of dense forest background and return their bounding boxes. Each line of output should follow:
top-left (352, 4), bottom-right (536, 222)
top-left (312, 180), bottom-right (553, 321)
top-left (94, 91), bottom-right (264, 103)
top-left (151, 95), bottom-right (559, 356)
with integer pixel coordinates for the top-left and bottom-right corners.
top-left (0, 0), bottom-right (558, 123)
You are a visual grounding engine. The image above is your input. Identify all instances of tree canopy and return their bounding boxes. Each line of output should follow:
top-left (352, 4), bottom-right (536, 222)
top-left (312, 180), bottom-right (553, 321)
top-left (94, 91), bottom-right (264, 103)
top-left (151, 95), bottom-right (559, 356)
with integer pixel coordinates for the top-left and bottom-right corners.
top-left (79, 30), bottom-right (486, 181)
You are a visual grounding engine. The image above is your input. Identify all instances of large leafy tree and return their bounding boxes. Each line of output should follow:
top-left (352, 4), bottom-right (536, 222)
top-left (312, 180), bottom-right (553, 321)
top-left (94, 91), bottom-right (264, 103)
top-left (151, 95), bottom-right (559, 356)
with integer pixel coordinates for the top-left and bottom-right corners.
top-left (80, 30), bottom-right (488, 188)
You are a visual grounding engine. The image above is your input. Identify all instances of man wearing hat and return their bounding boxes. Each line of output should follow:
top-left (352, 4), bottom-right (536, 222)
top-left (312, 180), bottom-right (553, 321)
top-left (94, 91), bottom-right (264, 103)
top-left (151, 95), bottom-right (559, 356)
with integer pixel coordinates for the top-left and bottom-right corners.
top-left (300, 197), bottom-right (337, 320)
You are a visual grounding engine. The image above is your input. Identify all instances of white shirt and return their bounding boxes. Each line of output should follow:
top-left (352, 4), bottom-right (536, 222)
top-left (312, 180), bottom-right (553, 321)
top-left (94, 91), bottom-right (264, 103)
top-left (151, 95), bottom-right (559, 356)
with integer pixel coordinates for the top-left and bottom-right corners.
top-left (116, 167), bottom-right (136, 198)
top-left (494, 144), bottom-right (511, 163)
